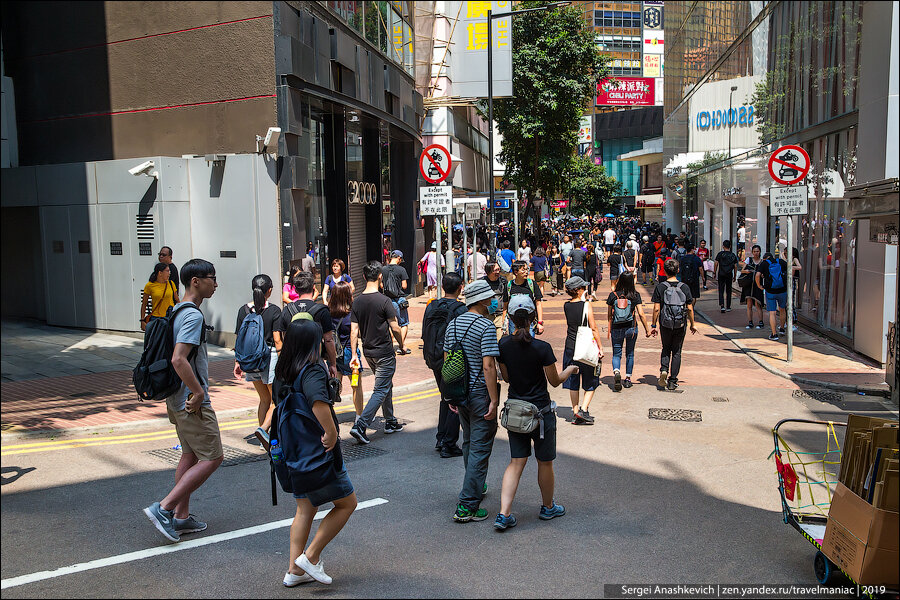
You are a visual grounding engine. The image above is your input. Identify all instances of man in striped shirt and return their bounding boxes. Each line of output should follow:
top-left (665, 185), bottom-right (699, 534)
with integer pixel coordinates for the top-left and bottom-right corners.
top-left (443, 279), bottom-right (501, 523)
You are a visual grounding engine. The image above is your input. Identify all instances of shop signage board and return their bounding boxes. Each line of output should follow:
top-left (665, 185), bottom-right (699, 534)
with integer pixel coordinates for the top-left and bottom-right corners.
top-left (578, 116), bottom-right (592, 144)
top-left (596, 77), bottom-right (655, 106)
top-left (642, 2), bottom-right (663, 30)
top-left (419, 185), bottom-right (453, 216)
top-left (447, 1), bottom-right (513, 98)
top-left (550, 200), bottom-right (569, 208)
top-left (769, 185), bottom-right (809, 216)
top-left (420, 144), bottom-right (452, 184)
top-left (643, 54), bottom-right (661, 78)
top-left (643, 30), bottom-right (664, 54)
top-left (768, 144), bottom-right (810, 186)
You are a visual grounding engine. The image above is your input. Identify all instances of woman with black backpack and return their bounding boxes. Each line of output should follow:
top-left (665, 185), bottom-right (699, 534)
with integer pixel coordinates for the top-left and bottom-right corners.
top-left (274, 319), bottom-right (357, 587)
top-left (605, 273), bottom-right (651, 392)
top-left (233, 274), bottom-right (283, 449)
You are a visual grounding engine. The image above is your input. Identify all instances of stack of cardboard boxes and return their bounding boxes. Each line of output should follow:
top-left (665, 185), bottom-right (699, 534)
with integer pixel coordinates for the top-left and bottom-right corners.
top-left (821, 415), bottom-right (899, 586)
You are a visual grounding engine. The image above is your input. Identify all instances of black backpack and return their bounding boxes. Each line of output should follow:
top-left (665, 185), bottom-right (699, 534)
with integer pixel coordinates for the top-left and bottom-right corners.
top-left (422, 299), bottom-right (466, 370)
top-left (660, 282), bottom-right (688, 329)
top-left (382, 266), bottom-right (404, 300)
top-left (133, 303), bottom-right (204, 401)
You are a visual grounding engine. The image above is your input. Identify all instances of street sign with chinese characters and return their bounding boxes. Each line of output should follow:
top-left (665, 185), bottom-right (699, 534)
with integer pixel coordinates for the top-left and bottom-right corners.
top-left (769, 185), bottom-right (809, 216)
top-left (448, 1), bottom-right (512, 98)
top-left (465, 203), bottom-right (481, 220)
top-left (419, 185), bottom-right (453, 216)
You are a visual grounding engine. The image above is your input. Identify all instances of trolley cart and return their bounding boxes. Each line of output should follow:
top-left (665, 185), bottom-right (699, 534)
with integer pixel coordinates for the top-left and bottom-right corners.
top-left (771, 418), bottom-right (898, 599)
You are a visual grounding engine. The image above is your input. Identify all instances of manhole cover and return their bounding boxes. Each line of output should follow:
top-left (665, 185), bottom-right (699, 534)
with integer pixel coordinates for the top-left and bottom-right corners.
top-left (712, 397), bottom-right (729, 403)
top-left (793, 390), bottom-right (843, 404)
top-left (648, 408), bottom-right (702, 422)
top-left (342, 445), bottom-right (388, 461)
top-left (145, 444), bottom-right (267, 467)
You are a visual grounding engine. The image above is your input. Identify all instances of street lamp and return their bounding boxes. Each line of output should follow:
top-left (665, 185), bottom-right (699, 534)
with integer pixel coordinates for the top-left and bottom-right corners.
top-left (728, 85), bottom-right (738, 158)
top-left (486, 1), bottom-right (570, 259)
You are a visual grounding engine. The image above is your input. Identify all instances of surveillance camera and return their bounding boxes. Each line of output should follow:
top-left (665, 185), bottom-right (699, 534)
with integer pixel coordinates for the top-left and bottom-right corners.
top-left (129, 160), bottom-right (156, 176)
top-left (264, 127), bottom-right (281, 147)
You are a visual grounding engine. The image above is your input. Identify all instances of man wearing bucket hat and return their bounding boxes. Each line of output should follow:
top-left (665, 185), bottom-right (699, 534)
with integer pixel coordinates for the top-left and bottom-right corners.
top-left (443, 279), bottom-right (502, 523)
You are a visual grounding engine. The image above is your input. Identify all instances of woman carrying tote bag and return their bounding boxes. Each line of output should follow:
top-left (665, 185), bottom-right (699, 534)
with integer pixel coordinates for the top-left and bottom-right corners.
top-left (561, 276), bottom-right (604, 426)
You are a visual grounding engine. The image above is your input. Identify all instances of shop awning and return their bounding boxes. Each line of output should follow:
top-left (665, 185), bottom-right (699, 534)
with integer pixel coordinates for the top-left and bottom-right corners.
top-left (664, 152), bottom-right (704, 177)
top-left (846, 178), bottom-right (899, 217)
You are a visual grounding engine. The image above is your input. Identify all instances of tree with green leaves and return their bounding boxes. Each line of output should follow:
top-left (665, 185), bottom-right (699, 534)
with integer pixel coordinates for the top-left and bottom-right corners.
top-left (487, 2), bottom-right (612, 235)
top-left (563, 154), bottom-right (622, 216)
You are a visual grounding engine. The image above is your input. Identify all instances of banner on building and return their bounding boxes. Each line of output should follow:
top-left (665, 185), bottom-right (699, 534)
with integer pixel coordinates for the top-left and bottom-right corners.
top-left (642, 2), bottom-right (663, 30)
top-left (596, 77), bottom-right (655, 106)
top-left (643, 54), bottom-right (661, 78)
top-left (578, 116), bottom-right (592, 144)
top-left (643, 30), bottom-right (664, 54)
top-left (448, 1), bottom-right (513, 98)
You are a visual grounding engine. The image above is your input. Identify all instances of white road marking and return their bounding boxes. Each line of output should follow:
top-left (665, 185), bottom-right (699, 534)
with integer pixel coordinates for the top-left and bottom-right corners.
top-left (1, 497), bottom-right (388, 590)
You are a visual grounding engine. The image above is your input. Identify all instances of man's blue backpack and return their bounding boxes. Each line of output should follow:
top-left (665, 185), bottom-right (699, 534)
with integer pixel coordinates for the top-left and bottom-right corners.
top-left (234, 308), bottom-right (270, 373)
top-left (271, 364), bottom-right (342, 494)
top-left (767, 258), bottom-right (784, 290)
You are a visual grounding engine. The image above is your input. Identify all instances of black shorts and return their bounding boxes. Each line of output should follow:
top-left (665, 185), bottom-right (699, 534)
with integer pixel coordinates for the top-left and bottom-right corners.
top-left (737, 242), bottom-right (746, 251)
top-left (508, 409), bottom-right (557, 461)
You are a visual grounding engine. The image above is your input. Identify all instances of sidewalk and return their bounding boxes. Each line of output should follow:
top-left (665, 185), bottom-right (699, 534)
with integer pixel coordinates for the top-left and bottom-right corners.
top-left (0, 317), bottom-right (437, 436)
top-left (698, 280), bottom-right (889, 395)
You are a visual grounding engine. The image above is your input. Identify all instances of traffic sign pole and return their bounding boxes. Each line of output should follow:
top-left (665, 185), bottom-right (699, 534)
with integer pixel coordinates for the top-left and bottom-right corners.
top-left (514, 198), bottom-right (519, 256)
top-left (436, 216), bottom-right (442, 300)
top-left (786, 216), bottom-right (793, 362)
top-left (462, 206), bottom-right (468, 283)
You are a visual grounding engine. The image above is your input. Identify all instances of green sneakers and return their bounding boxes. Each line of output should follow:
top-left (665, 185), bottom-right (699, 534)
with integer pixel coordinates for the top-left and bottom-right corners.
top-left (453, 504), bottom-right (489, 523)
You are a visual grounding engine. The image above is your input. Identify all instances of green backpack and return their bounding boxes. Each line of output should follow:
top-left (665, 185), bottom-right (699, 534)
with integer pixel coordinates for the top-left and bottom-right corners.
top-left (441, 317), bottom-right (481, 406)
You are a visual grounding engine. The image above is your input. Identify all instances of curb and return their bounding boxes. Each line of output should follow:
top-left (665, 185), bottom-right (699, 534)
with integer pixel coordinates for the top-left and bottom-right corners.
top-left (694, 308), bottom-right (894, 404)
top-left (0, 378), bottom-right (439, 443)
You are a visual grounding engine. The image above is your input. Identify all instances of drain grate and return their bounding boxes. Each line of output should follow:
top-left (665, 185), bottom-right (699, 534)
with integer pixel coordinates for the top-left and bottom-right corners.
top-left (145, 444), bottom-right (267, 467)
top-left (712, 397), bottom-right (729, 403)
top-left (792, 389), bottom-right (844, 404)
top-left (649, 408), bottom-right (702, 422)
top-left (342, 445), bottom-right (388, 461)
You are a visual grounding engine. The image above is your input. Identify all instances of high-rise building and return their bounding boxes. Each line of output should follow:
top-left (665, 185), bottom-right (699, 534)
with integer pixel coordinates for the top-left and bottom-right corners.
top-left (662, 1), bottom-right (898, 365)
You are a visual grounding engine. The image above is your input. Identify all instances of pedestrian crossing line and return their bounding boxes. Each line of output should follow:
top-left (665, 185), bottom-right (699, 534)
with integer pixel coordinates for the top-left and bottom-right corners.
top-left (0, 497), bottom-right (389, 590)
top-left (0, 389), bottom-right (441, 456)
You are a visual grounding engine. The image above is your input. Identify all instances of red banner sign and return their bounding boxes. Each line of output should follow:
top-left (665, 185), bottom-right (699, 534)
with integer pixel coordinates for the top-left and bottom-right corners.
top-left (596, 77), bottom-right (655, 106)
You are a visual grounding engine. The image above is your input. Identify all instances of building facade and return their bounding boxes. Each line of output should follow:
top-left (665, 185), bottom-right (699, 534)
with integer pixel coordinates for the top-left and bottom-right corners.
top-left (0, 1), bottom-right (423, 342)
top-left (663, 0), bottom-right (898, 364)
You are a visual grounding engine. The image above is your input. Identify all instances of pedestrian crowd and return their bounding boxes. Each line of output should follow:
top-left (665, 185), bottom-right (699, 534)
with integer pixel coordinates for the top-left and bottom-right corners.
top-left (136, 213), bottom-right (797, 586)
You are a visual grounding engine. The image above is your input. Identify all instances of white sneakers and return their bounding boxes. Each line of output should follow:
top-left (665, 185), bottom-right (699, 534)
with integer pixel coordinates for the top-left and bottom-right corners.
top-left (295, 554), bottom-right (332, 585)
top-left (282, 571), bottom-right (314, 587)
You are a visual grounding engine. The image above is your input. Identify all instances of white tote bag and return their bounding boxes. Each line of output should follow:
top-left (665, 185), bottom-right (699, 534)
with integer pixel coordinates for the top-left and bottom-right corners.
top-left (572, 301), bottom-right (600, 367)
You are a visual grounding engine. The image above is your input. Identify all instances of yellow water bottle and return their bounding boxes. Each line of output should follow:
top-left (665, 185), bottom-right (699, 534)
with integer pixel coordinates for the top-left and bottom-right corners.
top-left (351, 365), bottom-right (359, 387)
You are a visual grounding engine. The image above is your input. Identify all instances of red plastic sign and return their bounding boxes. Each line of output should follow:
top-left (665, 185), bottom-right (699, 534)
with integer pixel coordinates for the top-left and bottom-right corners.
top-left (419, 144), bottom-right (452, 184)
top-left (768, 145), bottom-right (810, 186)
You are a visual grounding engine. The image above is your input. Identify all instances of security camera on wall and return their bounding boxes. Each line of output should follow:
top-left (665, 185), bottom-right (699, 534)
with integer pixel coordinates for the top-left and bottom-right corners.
top-left (128, 160), bottom-right (158, 178)
top-left (256, 127), bottom-right (281, 154)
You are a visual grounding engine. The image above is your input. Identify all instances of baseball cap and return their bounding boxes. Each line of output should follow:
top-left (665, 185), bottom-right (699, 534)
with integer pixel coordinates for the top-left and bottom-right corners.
top-left (565, 275), bottom-right (588, 290)
top-left (464, 279), bottom-right (496, 306)
top-left (643, 235), bottom-right (649, 241)
top-left (507, 295), bottom-right (536, 315)
top-left (390, 250), bottom-right (403, 259)
top-left (629, 234), bottom-right (636, 240)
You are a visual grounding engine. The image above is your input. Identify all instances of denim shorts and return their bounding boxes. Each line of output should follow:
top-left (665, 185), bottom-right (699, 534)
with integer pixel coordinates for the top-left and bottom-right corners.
top-left (293, 467), bottom-right (354, 507)
top-left (336, 346), bottom-right (363, 377)
top-left (766, 292), bottom-right (788, 312)
top-left (244, 347), bottom-right (277, 385)
top-left (391, 299), bottom-right (410, 327)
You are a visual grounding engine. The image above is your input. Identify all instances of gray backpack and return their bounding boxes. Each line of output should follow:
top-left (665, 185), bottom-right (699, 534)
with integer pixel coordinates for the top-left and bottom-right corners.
top-left (660, 282), bottom-right (687, 329)
top-left (612, 293), bottom-right (634, 325)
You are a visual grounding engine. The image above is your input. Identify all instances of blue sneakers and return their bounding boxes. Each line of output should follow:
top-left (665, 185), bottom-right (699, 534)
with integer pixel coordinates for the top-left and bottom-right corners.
top-left (493, 513), bottom-right (517, 531)
top-left (539, 502), bottom-right (566, 520)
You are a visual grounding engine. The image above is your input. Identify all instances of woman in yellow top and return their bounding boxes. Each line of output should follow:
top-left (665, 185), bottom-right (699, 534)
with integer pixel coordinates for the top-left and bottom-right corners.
top-left (140, 262), bottom-right (179, 330)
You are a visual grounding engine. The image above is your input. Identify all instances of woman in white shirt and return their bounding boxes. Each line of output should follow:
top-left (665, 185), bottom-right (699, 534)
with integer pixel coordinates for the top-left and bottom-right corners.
top-left (517, 240), bottom-right (532, 262)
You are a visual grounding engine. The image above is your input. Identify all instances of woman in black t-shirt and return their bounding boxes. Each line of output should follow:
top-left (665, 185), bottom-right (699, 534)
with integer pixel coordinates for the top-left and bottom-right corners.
top-left (495, 297), bottom-right (578, 530)
top-left (583, 245), bottom-right (598, 300)
top-left (606, 244), bottom-right (623, 292)
top-left (234, 274), bottom-right (284, 448)
top-left (562, 278), bottom-right (605, 425)
top-left (328, 281), bottom-right (364, 418)
top-left (274, 319), bottom-right (357, 587)
top-left (605, 273), bottom-right (651, 391)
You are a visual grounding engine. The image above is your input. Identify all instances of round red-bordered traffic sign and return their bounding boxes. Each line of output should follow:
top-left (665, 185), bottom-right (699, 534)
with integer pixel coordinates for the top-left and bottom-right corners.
top-left (419, 144), bottom-right (452, 184)
top-left (768, 145), bottom-right (810, 186)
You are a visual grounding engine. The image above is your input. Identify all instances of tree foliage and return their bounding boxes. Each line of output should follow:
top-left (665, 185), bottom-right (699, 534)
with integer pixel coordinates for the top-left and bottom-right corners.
top-left (486, 2), bottom-right (611, 224)
top-left (563, 155), bottom-right (622, 216)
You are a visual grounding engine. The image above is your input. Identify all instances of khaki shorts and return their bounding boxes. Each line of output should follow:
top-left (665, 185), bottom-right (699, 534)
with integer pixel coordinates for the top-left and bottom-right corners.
top-left (534, 270), bottom-right (547, 283)
top-left (167, 404), bottom-right (224, 461)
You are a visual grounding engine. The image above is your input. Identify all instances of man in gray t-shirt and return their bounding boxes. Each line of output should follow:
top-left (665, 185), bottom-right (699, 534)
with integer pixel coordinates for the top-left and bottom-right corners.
top-left (144, 259), bottom-right (223, 544)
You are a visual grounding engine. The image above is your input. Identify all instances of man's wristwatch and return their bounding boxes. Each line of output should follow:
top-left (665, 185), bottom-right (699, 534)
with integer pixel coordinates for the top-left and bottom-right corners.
top-left (651, 324), bottom-right (657, 328)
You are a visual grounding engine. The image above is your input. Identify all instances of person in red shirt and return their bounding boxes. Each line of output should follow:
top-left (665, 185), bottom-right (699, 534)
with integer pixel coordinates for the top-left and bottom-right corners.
top-left (697, 239), bottom-right (711, 290)
top-left (653, 234), bottom-right (666, 258)
top-left (655, 248), bottom-right (670, 281)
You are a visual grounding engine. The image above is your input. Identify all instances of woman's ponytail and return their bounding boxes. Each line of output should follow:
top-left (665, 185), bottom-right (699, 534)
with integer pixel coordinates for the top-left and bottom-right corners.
top-left (251, 274), bottom-right (273, 313)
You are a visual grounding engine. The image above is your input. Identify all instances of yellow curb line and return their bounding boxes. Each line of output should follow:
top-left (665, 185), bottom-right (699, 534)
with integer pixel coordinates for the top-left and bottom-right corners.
top-left (1, 389), bottom-right (440, 456)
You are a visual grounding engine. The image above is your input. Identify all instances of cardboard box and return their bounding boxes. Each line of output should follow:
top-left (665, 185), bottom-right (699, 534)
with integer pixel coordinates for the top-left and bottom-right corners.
top-left (822, 482), bottom-right (899, 586)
